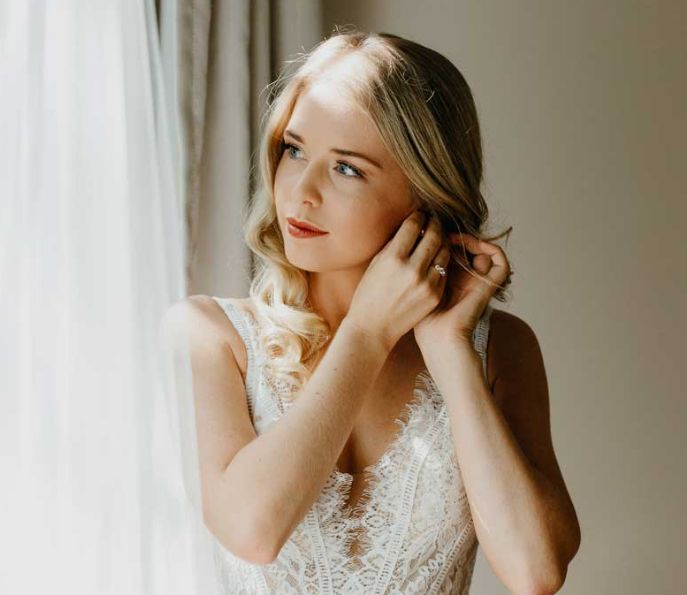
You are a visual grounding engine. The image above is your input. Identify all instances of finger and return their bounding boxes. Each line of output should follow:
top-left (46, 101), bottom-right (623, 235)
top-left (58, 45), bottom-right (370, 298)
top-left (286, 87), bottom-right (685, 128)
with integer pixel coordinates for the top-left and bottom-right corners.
top-left (447, 232), bottom-right (478, 265)
top-left (410, 215), bottom-right (443, 271)
top-left (429, 244), bottom-right (451, 279)
top-left (429, 247), bottom-right (451, 313)
top-left (390, 210), bottom-right (427, 258)
top-left (450, 234), bottom-right (511, 286)
top-left (449, 234), bottom-right (503, 262)
top-left (472, 253), bottom-right (491, 274)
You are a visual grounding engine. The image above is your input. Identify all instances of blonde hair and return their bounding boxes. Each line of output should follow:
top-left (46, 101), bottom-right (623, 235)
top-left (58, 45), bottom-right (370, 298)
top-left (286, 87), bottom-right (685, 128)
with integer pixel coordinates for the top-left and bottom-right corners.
top-left (243, 26), bottom-right (513, 398)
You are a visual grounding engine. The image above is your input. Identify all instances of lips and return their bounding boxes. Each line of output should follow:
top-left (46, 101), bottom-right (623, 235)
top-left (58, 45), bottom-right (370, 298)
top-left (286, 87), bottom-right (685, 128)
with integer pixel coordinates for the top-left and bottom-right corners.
top-left (286, 217), bottom-right (326, 233)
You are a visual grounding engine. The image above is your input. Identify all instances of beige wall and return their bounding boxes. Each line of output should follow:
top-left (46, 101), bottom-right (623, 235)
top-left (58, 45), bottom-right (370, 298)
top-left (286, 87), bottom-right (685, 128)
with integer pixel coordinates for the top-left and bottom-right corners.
top-left (322, 1), bottom-right (687, 593)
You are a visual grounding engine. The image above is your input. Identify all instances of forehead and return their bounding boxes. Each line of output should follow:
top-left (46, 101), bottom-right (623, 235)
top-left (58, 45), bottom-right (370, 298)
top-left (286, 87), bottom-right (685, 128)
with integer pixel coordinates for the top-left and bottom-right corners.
top-left (287, 82), bottom-right (385, 156)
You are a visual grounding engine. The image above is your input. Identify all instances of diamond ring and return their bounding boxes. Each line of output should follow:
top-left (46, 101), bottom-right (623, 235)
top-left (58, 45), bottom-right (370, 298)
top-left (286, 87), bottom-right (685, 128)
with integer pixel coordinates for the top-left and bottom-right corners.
top-left (433, 263), bottom-right (447, 277)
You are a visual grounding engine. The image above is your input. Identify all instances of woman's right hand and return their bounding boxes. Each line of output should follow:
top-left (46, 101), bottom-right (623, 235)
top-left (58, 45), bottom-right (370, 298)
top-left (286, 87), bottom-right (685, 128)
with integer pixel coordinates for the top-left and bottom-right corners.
top-left (345, 209), bottom-right (451, 352)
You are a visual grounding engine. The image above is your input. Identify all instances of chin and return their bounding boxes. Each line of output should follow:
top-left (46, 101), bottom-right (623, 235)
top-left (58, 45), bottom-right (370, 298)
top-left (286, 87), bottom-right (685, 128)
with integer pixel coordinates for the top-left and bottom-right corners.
top-left (286, 250), bottom-right (374, 275)
top-left (283, 249), bottom-right (326, 272)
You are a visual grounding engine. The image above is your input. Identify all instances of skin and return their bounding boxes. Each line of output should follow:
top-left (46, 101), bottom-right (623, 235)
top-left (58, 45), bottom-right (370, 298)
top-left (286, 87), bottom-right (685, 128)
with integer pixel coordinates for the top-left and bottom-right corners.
top-left (268, 80), bottom-right (581, 592)
top-left (274, 80), bottom-right (423, 336)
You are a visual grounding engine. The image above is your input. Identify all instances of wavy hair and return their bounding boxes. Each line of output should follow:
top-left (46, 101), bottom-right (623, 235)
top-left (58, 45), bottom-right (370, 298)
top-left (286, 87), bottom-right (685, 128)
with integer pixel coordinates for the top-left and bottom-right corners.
top-left (242, 26), bottom-right (513, 398)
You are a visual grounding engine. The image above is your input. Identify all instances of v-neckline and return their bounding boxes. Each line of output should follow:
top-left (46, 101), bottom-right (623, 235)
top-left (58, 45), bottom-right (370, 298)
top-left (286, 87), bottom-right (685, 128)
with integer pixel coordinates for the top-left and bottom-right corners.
top-left (328, 367), bottom-right (440, 529)
top-left (230, 299), bottom-right (450, 562)
top-left (331, 367), bottom-right (436, 481)
top-left (328, 368), bottom-right (444, 564)
top-left (233, 298), bottom-right (442, 488)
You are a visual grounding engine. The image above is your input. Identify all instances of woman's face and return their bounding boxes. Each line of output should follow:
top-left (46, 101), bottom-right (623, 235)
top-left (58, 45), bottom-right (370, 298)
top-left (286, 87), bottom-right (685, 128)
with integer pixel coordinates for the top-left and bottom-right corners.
top-left (274, 82), bottom-right (421, 273)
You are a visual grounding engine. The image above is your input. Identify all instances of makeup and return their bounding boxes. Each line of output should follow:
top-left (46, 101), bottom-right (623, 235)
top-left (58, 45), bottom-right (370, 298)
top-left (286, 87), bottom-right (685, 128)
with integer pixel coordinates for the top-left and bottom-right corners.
top-left (287, 222), bottom-right (329, 238)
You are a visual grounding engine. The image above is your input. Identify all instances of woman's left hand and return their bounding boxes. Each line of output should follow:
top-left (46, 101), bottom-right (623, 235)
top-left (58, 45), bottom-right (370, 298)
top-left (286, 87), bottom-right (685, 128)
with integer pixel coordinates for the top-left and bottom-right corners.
top-left (414, 233), bottom-right (512, 349)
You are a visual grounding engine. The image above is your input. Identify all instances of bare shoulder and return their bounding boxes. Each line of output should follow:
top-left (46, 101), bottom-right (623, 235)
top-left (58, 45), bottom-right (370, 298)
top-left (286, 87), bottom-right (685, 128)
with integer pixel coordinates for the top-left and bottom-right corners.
top-left (162, 295), bottom-right (253, 378)
top-left (486, 307), bottom-right (543, 406)
top-left (485, 307), bottom-right (558, 480)
top-left (483, 307), bottom-right (580, 566)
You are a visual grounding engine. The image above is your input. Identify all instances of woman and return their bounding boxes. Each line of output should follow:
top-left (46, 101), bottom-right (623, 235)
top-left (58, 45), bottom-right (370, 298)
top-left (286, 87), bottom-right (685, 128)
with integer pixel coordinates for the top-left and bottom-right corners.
top-left (168, 29), bottom-right (580, 594)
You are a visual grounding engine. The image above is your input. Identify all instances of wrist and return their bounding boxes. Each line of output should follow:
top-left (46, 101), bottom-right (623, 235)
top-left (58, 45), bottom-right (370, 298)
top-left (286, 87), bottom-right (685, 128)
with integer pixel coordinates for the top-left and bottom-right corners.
top-left (419, 335), bottom-right (480, 368)
top-left (340, 316), bottom-right (394, 357)
top-left (416, 326), bottom-right (473, 351)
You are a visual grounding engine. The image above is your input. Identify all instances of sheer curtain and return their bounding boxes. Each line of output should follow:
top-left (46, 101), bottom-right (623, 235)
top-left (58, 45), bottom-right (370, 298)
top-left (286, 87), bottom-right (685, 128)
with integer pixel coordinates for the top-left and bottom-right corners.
top-left (0, 0), bottom-right (322, 592)
top-left (0, 1), bottom-right (219, 593)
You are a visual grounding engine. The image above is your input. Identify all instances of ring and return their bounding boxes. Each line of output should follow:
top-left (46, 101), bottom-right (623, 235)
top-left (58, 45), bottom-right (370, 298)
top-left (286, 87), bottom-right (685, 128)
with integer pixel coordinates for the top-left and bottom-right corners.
top-left (433, 263), bottom-right (447, 277)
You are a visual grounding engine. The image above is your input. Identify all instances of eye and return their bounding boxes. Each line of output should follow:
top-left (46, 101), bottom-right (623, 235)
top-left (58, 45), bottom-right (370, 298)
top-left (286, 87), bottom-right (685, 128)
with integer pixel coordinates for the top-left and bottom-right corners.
top-left (280, 141), bottom-right (365, 180)
top-left (281, 141), bottom-right (303, 160)
top-left (334, 161), bottom-right (364, 179)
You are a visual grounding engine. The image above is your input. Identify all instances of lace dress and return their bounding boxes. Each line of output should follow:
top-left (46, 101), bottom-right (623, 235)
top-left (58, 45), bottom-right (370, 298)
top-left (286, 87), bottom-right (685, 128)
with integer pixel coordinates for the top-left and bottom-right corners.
top-left (210, 297), bottom-right (493, 594)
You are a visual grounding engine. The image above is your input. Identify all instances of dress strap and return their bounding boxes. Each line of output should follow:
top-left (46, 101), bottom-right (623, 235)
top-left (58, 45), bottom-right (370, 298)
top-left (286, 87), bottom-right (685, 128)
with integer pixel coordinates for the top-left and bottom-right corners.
top-left (471, 303), bottom-right (493, 379)
top-left (211, 297), bottom-right (261, 417)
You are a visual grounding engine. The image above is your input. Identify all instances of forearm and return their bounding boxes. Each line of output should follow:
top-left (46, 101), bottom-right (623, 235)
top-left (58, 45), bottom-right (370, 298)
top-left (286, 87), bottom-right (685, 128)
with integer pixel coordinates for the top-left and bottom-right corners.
top-left (421, 341), bottom-right (574, 593)
top-left (223, 319), bottom-right (390, 560)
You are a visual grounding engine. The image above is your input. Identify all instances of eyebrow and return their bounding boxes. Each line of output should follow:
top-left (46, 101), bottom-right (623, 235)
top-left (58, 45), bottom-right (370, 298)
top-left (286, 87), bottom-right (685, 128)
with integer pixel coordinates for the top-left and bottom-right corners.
top-left (283, 129), bottom-right (384, 170)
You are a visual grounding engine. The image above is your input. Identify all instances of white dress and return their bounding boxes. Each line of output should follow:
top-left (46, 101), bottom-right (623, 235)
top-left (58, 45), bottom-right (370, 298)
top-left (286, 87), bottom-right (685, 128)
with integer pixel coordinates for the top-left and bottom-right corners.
top-left (210, 297), bottom-right (494, 594)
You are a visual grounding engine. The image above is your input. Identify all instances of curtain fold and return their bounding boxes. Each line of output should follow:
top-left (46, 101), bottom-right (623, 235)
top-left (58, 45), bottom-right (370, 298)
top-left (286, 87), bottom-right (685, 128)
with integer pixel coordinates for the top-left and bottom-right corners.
top-left (160, 0), bottom-right (322, 296)
top-left (1, 1), bottom-right (322, 593)
top-left (0, 1), bottom-right (217, 593)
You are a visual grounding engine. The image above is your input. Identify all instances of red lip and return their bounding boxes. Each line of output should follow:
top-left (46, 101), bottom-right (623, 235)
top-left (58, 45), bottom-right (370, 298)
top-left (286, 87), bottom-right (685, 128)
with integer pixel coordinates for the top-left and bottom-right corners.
top-left (286, 217), bottom-right (327, 233)
top-left (287, 223), bottom-right (327, 239)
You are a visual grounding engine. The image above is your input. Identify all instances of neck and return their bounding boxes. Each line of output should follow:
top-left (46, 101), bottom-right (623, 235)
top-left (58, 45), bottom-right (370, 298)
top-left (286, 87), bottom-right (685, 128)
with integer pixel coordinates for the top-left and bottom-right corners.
top-left (304, 269), bottom-right (424, 369)
top-left (305, 268), bottom-right (366, 333)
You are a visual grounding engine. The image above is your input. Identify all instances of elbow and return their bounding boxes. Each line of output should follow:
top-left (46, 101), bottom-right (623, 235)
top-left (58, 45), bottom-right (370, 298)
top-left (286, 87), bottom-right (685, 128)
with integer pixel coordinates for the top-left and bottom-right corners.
top-left (512, 514), bottom-right (580, 595)
top-left (513, 572), bottom-right (566, 595)
top-left (507, 545), bottom-right (571, 595)
top-left (244, 513), bottom-right (282, 565)
top-left (512, 554), bottom-right (571, 595)
top-left (507, 573), bottom-right (563, 595)
top-left (524, 517), bottom-right (580, 594)
top-left (203, 504), bottom-right (280, 566)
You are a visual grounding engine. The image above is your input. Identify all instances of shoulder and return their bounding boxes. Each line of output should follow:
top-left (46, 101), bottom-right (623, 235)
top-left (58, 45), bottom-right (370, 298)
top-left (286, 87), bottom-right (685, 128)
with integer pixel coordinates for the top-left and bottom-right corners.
top-left (486, 307), bottom-right (543, 405)
top-left (487, 307), bottom-right (540, 351)
top-left (161, 295), bottom-right (253, 377)
top-left (483, 308), bottom-right (577, 561)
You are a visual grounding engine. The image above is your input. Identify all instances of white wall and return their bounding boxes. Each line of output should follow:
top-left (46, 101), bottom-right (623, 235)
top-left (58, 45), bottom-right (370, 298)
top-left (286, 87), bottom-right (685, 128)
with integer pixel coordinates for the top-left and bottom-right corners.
top-left (322, 1), bottom-right (687, 593)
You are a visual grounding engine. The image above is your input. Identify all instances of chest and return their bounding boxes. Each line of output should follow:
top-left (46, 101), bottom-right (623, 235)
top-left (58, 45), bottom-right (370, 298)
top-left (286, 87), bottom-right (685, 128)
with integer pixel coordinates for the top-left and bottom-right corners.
top-left (249, 335), bottom-right (476, 566)
top-left (335, 360), bottom-right (426, 480)
top-left (218, 298), bottom-right (488, 588)
top-left (332, 360), bottom-right (432, 557)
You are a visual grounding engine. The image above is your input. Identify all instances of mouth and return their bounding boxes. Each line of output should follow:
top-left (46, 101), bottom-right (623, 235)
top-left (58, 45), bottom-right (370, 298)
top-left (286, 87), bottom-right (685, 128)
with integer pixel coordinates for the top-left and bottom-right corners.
top-left (286, 217), bottom-right (327, 233)
top-left (286, 221), bottom-right (328, 239)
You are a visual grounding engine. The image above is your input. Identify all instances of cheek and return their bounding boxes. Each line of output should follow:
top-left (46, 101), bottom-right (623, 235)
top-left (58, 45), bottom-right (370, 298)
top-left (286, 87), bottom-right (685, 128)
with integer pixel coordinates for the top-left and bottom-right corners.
top-left (273, 167), bottom-right (290, 222)
top-left (332, 208), bottom-right (400, 257)
top-left (273, 161), bottom-right (288, 199)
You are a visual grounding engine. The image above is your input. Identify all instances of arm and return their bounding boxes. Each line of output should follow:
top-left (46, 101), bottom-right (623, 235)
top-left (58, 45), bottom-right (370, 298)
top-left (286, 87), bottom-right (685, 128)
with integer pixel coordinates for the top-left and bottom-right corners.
top-left (163, 296), bottom-right (390, 565)
top-left (420, 310), bottom-right (580, 595)
top-left (229, 314), bottom-right (390, 561)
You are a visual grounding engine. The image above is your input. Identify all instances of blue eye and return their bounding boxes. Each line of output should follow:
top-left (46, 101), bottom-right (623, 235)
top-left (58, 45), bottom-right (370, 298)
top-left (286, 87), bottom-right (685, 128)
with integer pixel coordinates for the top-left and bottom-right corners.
top-left (335, 161), bottom-right (364, 179)
top-left (280, 141), bottom-right (364, 180)
top-left (282, 142), bottom-right (303, 160)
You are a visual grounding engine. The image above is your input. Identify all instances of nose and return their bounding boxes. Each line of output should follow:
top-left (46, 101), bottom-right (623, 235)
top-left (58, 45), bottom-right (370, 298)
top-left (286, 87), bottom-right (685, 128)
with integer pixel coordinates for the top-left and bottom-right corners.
top-left (291, 162), bottom-right (323, 207)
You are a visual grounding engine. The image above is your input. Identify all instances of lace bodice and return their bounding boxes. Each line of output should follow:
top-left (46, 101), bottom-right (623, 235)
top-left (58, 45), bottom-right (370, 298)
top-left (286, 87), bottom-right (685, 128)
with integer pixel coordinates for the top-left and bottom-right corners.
top-left (210, 297), bottom-right (493, 594)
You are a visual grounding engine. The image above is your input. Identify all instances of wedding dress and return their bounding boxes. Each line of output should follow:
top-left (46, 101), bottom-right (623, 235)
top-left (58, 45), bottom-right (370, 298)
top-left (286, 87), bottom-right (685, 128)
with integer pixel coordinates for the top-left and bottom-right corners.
top-left (209, 297), bottom-right (493, 594)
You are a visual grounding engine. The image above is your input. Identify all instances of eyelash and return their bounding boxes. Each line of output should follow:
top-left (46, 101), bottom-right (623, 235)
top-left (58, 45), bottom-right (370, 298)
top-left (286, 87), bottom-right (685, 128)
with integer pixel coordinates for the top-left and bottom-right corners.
top-left (280, 141), bottom-right (365, 180)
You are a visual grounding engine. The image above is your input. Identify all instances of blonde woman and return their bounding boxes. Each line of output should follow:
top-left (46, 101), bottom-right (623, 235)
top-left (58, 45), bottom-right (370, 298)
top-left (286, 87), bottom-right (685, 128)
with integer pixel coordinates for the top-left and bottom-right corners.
top-left (167, 29), bottom-right (580, 594)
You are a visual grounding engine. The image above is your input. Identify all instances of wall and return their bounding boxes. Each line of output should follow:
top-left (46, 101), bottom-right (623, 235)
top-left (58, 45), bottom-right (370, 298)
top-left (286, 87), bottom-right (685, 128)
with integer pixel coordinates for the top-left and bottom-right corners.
top-left (322, 1), bottom-right (687, 593)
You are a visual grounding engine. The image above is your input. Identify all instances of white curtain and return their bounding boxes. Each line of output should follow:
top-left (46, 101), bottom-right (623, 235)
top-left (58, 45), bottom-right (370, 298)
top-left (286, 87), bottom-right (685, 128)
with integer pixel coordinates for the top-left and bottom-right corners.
top-left (0, 1), bottom-right (220, 593)
top-left (0, 0), bottom-right (323, 592)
